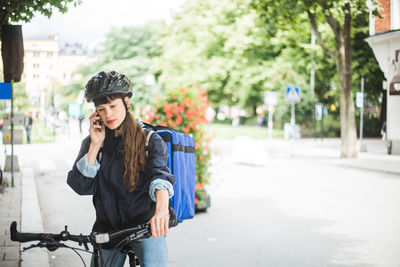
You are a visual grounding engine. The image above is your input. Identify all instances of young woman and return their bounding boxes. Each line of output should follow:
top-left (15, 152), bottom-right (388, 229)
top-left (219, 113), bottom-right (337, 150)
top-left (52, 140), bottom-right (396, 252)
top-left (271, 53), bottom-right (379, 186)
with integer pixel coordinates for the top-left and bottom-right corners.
top-left (67, 71), bottom-right (175, 267)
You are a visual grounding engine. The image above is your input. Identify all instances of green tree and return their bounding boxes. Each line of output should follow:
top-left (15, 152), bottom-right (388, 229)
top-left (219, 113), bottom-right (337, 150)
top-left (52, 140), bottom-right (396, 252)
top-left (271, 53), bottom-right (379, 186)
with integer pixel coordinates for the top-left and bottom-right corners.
top-left (155, 0), bottom-right (282, 114)
top-left (64, 24), bottom-right (163, 112)
top-left (0, 0), bottom-right (81, 25)
top-left (13, 82), bottom-right (31, 112)
top-left (252, 0), bottom-right (381, 158)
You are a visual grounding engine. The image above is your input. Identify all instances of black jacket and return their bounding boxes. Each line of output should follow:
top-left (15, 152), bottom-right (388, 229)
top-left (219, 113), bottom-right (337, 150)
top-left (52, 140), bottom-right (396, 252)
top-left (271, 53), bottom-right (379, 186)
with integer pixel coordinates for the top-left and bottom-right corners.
top-left (67, 130), bottom-right (175, 235)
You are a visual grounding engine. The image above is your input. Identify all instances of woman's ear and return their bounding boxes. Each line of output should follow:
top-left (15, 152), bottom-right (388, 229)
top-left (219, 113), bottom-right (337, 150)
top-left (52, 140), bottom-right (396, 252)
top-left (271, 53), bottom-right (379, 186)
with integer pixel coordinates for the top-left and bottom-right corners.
top-left (124, 97), bottom-right (130, 108)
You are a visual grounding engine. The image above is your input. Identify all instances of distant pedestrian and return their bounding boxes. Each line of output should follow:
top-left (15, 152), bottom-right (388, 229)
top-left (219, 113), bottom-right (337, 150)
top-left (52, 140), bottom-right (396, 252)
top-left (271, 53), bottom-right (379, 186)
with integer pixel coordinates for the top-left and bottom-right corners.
top-left (25, 112), bottom-right (33, 144)
top-left (257, 113), bottom-right (266, 127)
top-left (78, 114), bottom-right (85, 134)
top-left (381, 121), bottom-right (387, 141)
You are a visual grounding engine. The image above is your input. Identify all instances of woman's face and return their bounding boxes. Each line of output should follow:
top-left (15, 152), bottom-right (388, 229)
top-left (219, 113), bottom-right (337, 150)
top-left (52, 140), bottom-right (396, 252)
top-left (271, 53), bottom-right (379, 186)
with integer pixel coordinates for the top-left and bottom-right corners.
top-left (96, 97), bottom-right (129, 130)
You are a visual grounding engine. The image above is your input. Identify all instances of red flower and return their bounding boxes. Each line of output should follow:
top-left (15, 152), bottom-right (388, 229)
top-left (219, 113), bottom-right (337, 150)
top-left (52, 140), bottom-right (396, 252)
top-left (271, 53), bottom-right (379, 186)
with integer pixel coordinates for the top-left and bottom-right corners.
top-left (172, 108), bottom-right (180, 115)
top-left (163, 102), bottom-right (171, 113)
top-left (183, 126), bottom-right (190, 134)
top-left (195, 198), bottom-right (199, 204)
top-left (176, 116), bottom-right (182, 125)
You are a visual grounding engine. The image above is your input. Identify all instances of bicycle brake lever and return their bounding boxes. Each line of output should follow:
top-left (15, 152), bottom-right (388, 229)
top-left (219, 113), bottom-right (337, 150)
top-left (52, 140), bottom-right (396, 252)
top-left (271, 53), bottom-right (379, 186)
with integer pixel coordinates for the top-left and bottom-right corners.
top-left (83, 241), bottom-right (89, 251)
top-left (23, 242), bottom-right (43, 251)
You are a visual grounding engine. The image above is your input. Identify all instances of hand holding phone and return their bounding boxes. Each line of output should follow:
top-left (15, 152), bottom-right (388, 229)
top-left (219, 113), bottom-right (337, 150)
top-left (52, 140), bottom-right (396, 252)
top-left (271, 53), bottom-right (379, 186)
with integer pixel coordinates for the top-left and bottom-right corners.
top-left (94, 118), bottom-right (103, 126)
top-left (89, 111), bottom-right (105, 145)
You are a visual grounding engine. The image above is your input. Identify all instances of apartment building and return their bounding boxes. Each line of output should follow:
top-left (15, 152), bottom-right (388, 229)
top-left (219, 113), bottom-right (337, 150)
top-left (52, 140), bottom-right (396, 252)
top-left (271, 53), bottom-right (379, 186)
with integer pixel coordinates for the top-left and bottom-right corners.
top-left (18, 36), bottom-right (95, 112)
top-left (366, 0), bottom-right (400, 154)
top-left (23, 36), bottom-right (59, 107)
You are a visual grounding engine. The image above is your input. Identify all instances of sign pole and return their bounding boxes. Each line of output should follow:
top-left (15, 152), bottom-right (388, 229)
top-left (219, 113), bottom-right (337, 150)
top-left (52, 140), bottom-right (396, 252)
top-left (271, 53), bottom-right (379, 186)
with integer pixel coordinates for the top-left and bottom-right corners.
top-left (359, 77), bottom-right (367, 152)
top-left (268, 106), bottom-right (273, 139)
top-left (11, 80), bottom-right (14, 187)
top-left (321, 109), bottom-right (324, 140)
top-left (264, 91), bottom-right (277, 140)
top-left (360, 77), bottom-right (364, 142)
top-left (291, 102), bottom-right (295, 131)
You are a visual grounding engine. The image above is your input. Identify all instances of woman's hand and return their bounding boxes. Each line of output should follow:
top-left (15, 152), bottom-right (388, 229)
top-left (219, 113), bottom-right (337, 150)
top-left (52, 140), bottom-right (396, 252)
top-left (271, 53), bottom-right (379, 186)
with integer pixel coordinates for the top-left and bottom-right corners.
top-left (149, 189), bottom-right (170, 238)
top-left (89, 111), bottom-right (105, 146)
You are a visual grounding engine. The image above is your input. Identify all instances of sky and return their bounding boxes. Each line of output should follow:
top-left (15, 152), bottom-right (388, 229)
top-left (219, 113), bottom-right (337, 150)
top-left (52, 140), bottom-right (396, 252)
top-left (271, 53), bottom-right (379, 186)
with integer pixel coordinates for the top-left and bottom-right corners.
top-left (21, 0), bottom-right (184, 48)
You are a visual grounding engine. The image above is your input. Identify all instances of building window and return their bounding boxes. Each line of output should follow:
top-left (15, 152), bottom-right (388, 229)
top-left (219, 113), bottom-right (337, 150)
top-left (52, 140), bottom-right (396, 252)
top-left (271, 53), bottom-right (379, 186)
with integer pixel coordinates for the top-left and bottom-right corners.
top-left (33, 74), bottom-right (40, 79)
top-left (33, 51), bottom-right (40, 57)
top-left (391, 0), bottom-right (400, 30)
top-left (47, 52), bottom-right (53, 58)
top-left (33, 63), bottom-right (39, 69)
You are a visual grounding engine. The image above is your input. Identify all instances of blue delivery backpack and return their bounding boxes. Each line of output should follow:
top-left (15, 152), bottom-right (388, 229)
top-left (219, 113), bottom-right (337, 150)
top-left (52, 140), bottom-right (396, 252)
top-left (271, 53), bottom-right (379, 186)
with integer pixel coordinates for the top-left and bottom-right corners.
top-left (142, 122), bottom-right (196, 223)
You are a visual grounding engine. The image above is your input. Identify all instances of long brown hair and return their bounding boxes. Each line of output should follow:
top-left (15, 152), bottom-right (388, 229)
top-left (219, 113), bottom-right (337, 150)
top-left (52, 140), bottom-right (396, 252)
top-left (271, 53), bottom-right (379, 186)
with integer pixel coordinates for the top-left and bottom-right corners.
top-left (94, 95), bottom-right (147, 191)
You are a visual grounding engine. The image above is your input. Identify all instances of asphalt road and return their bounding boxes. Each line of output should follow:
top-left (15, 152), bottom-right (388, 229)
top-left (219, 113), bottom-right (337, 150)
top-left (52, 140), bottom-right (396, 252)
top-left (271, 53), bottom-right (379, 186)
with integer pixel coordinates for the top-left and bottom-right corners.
top-left (15, 137), bottom-right (400, 267)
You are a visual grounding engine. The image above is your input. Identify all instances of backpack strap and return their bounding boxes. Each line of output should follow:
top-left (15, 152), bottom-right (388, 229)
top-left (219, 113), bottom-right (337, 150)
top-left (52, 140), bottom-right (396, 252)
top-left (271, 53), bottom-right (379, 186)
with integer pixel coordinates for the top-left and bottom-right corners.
top-left (143, 128), bottom-right (155, 157)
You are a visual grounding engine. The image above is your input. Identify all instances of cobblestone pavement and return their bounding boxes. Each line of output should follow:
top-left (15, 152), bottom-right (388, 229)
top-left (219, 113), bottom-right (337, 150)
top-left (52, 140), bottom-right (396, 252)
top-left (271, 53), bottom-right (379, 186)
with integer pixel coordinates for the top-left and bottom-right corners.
top-left (0, 172), bottom-right (21, 267)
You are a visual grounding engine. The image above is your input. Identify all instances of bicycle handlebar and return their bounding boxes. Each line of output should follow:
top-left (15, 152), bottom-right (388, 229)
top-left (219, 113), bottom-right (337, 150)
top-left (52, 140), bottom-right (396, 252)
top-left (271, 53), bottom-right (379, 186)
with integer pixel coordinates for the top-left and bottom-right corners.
top-left (10, 221), bottom-right (91, 244)
top-left (11, 207), bottom-right (178, 245)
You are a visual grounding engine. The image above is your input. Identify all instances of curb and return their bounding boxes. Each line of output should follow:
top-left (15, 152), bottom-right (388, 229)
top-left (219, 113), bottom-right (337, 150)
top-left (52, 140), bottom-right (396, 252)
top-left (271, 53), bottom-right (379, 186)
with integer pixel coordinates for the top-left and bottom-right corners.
top-left (21, 167), bottom-right (49, 267)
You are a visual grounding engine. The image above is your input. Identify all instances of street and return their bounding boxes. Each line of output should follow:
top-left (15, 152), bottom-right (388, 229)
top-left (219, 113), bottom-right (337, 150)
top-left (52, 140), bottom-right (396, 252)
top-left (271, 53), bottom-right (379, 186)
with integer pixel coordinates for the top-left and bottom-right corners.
top-left (10, 136), bottom-right (400, 267)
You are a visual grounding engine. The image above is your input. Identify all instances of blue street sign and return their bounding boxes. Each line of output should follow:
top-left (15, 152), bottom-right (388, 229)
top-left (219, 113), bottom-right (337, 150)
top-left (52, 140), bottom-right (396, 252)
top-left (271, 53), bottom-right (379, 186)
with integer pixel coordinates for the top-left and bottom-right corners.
top-left (286, 86), bottom-right (301, 103)
top-left (0, 83), bottom-right (12, 99)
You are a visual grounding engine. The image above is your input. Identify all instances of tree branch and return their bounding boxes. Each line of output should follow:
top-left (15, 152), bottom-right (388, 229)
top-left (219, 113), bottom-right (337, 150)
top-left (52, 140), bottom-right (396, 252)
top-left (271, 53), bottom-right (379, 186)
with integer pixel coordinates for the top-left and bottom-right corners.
top-left (343, 2), bottom-right (351, 41)
top-left (321, 2), bottom-right (341, 44)
top-left (0, 0), bottom-right (29, 25)
top-left (307, 10), bottom-right (337, 62)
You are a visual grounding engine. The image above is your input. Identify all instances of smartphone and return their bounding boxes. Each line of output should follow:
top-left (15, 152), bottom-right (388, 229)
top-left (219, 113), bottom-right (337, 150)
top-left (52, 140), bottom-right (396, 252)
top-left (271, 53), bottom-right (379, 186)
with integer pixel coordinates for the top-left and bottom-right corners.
top-left (94, 118), bottom-right (103, 126)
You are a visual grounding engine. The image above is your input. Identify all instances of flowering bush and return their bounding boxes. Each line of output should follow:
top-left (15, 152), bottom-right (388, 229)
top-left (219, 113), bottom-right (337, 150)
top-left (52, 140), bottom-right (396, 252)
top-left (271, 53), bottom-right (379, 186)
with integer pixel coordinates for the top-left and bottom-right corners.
top-left (141, 84), bottom-right (213, 210)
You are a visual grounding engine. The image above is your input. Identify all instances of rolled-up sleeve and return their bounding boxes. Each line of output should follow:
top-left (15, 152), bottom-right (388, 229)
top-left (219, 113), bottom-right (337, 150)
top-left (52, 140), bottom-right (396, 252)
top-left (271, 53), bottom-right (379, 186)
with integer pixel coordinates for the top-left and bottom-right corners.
top-left (67, 136), bottom-right (97, 196)
top-left (149, 179), bottom-right (174, 202)
top-left (76, 153), bottom-right (100, 178)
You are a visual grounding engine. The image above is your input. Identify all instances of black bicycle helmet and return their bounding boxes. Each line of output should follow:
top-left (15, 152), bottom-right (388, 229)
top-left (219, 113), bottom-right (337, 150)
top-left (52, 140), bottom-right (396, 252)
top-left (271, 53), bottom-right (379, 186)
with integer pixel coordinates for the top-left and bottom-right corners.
top-left (84, 71), bottom-right (133, 102)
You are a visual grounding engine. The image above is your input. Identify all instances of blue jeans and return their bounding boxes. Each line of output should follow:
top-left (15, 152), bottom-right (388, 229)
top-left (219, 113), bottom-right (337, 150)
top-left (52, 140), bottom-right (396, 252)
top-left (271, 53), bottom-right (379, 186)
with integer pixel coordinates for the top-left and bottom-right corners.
top-left (26, 127), bottom-right (31, 144)
top-left (90, 236), bottom-right (168, 267)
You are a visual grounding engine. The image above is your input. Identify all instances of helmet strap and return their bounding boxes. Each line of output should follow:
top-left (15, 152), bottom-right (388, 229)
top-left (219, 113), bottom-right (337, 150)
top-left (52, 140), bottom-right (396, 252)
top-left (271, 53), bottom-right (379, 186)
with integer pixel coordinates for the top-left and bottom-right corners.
top-left (116, 97), bottom-right (129, 131)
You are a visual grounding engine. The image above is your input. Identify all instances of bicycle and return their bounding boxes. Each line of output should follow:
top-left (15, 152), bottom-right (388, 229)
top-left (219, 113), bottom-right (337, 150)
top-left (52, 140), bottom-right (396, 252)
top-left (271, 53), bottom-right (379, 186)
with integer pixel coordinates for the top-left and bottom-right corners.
top-left (10, 209), bottom-right (178, 267)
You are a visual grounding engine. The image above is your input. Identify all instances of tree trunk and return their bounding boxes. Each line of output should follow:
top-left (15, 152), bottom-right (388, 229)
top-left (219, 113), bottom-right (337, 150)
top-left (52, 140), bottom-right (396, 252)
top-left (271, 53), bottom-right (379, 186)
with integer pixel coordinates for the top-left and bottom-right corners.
top-left (337, 8), bottom-right (358, 158)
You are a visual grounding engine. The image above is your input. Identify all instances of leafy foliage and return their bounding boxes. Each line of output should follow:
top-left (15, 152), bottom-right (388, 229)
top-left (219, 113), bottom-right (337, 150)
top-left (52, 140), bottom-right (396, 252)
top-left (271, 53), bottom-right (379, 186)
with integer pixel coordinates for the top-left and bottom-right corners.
top-left (252, 0), bottom-right (384, 149)
top-left (154, 0), bottom-right (282, 113)
top-left (141, 85), bottom-right (213, 209)
top-left (62, 24), bottom-right (163, 112)
top-left (0, 0), bottom-right (81, 25)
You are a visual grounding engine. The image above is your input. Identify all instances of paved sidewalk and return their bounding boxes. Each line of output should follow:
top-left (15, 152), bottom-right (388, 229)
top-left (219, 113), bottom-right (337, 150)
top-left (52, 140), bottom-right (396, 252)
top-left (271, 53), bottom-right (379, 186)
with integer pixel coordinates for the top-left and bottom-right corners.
top-left (0, 172), bottom-right (21, 267)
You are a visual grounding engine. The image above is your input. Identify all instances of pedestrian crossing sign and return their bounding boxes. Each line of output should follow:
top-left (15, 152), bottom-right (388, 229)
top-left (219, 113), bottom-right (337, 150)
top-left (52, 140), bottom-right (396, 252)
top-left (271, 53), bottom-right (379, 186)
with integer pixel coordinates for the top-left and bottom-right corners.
top-left (286, 87), bottom-right (301, 103)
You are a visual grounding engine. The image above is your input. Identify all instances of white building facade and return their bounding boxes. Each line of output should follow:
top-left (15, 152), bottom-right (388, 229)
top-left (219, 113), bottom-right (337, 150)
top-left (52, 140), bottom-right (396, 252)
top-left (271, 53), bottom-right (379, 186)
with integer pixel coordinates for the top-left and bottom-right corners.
top-left (366, 0), bottom-right (400, 154)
